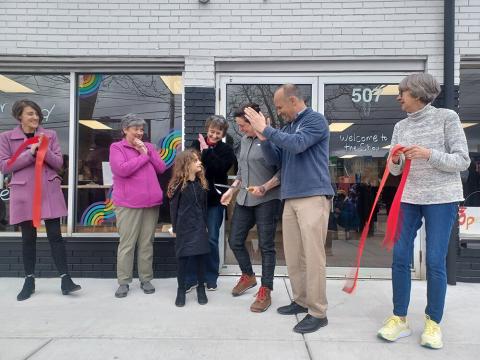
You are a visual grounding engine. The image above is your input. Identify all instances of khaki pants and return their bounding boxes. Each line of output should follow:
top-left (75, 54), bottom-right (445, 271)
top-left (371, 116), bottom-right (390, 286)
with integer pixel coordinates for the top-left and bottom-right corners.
top-left (282, 196), bottom-right (330, 318)
top-left (115, 206), bottom-right (159, 285)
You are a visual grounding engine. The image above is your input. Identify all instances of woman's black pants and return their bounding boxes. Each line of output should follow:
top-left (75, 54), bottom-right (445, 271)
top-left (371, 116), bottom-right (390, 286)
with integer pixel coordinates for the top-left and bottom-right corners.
top-left (20, 218), bottom-right (69, 276)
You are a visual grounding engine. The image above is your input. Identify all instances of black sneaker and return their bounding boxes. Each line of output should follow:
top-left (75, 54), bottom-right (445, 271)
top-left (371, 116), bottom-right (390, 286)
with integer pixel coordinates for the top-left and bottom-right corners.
top-left (17, 277), bottom-right (35, 301)
top-left (277, 301), bottom-right (308, 315)
top-left (61, 275), bottom-right (81, 295)
top-left (206, 282), bottom-right (217, 291)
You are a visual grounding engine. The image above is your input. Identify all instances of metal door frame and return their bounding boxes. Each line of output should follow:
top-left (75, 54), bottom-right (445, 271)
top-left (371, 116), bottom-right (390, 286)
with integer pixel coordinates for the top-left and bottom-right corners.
top-left (216, 72), bottom-right (423, 280)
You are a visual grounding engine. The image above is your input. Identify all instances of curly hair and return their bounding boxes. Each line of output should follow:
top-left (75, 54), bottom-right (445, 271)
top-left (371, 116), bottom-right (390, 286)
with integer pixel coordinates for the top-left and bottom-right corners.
top-left (167, 149), bottom-right (209, 198)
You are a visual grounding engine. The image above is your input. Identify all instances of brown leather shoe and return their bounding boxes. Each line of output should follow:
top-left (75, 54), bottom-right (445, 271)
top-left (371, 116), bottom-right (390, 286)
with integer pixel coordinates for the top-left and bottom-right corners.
top-left (250, 286), bottom-right (271, 313)
top-left (232, 273), bottom-right (257, 297)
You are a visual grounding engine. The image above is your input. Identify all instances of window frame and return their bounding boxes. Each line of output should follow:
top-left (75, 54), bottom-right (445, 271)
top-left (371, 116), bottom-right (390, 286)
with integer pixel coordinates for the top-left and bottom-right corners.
top-left (0, 70), bottom-right (184, 238)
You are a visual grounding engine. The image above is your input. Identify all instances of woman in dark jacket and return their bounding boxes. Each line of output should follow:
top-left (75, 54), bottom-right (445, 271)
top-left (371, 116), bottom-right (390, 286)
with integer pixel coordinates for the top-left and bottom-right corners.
top-left (185, 115), bottom-right (236, 291)
top-left (168, 149), bottom-right (210, 307)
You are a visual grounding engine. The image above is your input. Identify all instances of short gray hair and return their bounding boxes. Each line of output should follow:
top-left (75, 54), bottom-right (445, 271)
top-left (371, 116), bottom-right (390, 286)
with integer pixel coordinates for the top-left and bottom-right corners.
top-left (399, 73), bottom-right (441, 104)
top-left (120, 113), bottom-right (146, 133)
top-left (205, 115), bottom-right (229, 135)
top-left (276, 84), bottom-right (304, 101)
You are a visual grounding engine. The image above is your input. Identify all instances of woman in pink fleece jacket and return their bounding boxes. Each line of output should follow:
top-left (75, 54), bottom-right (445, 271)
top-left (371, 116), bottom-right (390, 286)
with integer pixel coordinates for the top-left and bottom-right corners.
top-left (109, 114), bottom-right (166, 298)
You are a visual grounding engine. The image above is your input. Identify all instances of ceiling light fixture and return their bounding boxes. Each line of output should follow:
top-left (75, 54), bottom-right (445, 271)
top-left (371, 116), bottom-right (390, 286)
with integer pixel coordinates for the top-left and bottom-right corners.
top-left (160, 76), bottom-right (183, 95)
top-left (329, 122), bottom-right (354, 132)
top-left (79, 120), bottom-right (113, 130)
top-left (375, 84), bottom-right (399, 96)
top-left (0, 75), bottom-right (35, 93)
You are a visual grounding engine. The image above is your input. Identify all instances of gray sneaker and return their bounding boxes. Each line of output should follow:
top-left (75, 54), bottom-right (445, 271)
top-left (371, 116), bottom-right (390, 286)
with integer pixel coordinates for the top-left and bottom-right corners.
top-left (115, 284), bottom-right (129, 298)
top-left (140, 281), bottom-right (155, 294)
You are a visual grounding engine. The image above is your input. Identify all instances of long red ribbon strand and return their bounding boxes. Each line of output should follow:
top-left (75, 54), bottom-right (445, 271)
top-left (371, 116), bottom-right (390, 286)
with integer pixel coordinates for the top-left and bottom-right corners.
top-left (343, 145), bottom-right (411, 294)
top-left (7, 136), bottom-right (50, 228)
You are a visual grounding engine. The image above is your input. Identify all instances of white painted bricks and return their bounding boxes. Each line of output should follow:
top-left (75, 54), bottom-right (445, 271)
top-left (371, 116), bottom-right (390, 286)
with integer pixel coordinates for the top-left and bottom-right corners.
top-left (0, 0), bottom-right (479, 86)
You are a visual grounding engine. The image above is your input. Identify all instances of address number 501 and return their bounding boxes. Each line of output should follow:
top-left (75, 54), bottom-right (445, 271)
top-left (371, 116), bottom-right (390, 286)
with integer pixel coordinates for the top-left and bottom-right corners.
top-left (351, 88), bottom-right (381, 103)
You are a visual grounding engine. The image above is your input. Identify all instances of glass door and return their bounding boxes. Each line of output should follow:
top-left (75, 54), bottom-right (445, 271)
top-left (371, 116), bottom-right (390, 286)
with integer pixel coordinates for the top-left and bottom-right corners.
top-left (217, 73), bottom-right (422, 279)
top-left (321, 74), bottom-right (421, 279)
top-left (218, 75), bottom-right (318, 275)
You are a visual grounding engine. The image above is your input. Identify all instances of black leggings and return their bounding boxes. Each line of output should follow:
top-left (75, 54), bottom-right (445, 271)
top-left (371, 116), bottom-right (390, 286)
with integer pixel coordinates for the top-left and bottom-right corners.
top-left (177, 254), bottom-right (206, 289)
top-left (20, 218), bottom-right (69, 276)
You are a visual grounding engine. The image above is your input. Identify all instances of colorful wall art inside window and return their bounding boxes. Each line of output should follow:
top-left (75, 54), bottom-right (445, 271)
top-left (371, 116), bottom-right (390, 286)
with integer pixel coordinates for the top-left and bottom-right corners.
top-left (76, 74), bottom-right (183, 233)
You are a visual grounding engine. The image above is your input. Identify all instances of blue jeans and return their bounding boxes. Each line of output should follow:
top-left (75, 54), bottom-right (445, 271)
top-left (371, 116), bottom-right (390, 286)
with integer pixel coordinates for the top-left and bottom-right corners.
top-left (228, 199), bottom-right (280, 290)
top-left (186, 205), bottom-right (224, 286)
top-left (392, 202), bottom-right (458, 323)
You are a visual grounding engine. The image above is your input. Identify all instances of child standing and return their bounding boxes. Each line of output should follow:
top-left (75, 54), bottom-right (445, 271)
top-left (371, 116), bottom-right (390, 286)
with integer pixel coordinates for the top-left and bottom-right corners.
top-left (168, 150), bottom-right (210, 307)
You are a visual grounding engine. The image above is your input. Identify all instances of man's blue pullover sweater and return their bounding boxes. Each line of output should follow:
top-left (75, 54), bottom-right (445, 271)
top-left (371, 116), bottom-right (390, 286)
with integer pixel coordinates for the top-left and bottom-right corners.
top-left (261, 107), bottom-right (335, 200)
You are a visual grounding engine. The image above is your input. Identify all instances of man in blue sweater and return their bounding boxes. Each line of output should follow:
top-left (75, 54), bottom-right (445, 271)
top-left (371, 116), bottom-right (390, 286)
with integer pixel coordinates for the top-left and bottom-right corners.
top-left (245, 84), bottom-right (334, 334)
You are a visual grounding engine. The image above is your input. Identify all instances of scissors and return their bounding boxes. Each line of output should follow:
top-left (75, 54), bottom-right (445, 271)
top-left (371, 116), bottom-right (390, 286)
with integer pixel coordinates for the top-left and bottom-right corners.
top-left (213, 183), bottom-right (254, 194)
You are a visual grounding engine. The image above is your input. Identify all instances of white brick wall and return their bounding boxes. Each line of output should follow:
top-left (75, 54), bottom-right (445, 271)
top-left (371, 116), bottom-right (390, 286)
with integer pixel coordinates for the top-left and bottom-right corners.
top-left (0, 0), bottom-right (479, 86)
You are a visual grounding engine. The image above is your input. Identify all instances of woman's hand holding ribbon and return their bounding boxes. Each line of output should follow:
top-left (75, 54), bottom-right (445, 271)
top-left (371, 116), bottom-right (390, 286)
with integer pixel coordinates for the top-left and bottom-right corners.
top-left (403, 145), bottom-right (431, 160)
top-left (29, 133), bottom-right (44, 155)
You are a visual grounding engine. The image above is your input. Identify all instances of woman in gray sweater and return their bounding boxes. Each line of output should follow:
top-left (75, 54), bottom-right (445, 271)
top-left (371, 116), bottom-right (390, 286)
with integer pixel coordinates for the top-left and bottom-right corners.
top-left (377, 73), bottom-right (470, 349)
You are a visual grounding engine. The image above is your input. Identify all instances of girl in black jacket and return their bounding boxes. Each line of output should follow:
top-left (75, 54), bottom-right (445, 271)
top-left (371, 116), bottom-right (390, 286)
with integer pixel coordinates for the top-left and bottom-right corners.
top-left (168, 149), bottom-right (210, 307)
top-left (186, 115), bottom-right (236, 291)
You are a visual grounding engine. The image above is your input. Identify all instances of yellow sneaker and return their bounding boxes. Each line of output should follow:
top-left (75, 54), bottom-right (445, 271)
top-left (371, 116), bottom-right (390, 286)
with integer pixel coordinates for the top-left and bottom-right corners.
top-left (421, 315), bottom-right (443, 349)
top-left (377, 315), bottom-right (412, 342)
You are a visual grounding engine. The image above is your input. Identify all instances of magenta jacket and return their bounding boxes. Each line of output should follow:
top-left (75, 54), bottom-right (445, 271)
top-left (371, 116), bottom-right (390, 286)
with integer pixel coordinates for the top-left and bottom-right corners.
top-left (109, 139), bottom-right (166, 208)
top-left (0, 126), bottom-right (67, 225)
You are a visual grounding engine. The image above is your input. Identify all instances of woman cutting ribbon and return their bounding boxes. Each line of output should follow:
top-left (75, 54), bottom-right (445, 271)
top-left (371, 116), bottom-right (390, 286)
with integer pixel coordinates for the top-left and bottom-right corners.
top-left (0, 99), bottom-right (81, 301)
top-left (221, 103), bottom-right (281, 313)
top-left (377, 74), bottom-right (470, 349)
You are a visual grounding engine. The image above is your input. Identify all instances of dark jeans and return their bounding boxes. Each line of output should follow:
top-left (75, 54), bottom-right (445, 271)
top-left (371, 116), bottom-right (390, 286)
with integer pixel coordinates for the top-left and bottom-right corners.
top-left (177, 254), bottom-right (206, 289)
top-left (20, 218), bottom-right (69, 276)
top-left (186, 205), bottom-right (224, 286)
top-left (392, 202), bottom-right (458, 323)
top-left (228, 199), bottom-right (280, 290)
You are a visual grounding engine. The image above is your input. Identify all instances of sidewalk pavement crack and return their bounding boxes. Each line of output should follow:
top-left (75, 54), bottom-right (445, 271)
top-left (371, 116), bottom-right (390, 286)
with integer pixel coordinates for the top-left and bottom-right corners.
top-left (23, 338), bottom-right (53, 360)
top-left (282, 277), bottom-right (314, 360)
top-left (303, 338), bottom-right (314, 360)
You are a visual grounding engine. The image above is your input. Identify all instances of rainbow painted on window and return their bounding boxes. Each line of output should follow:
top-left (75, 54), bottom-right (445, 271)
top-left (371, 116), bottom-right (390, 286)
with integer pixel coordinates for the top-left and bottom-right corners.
top-left (158, 130), bottom-right (182, 168)
top-left (78, 74), bottom-right (102, 97)
top-left (80, 189), bottom-right (115, 226)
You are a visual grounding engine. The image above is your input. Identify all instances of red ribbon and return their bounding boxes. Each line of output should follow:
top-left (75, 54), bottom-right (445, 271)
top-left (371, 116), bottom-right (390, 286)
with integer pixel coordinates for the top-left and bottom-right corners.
top-left (343, 144), bottom-right (411, 294)
top-left (7, 136), bottom-right (50, 228)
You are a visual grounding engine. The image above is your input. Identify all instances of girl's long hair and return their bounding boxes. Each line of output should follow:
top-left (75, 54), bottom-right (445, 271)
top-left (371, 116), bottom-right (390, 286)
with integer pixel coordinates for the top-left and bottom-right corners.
top-left (167, 149), bottom-right (208, 198)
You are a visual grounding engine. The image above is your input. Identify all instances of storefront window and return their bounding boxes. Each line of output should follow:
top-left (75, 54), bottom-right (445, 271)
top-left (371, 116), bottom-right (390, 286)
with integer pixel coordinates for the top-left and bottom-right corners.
top-left (325, 83), bottom-right (404, 268)
top-left (0, 74), bottom-right (70, 232)
top-left (75, 74), bottom-right (183, 233)
top-left (459, 67), bottom-right (480, 238)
